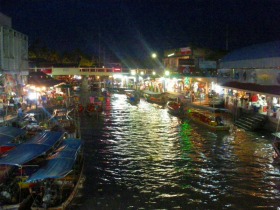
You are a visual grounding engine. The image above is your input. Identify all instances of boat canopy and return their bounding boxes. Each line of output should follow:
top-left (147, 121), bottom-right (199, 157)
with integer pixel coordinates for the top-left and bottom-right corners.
top-left (189, 104), bottom-right (230, 113)
top-left (26, 138), bottom-right (81, 182)
top-left (0, 126), bottom-right (26, 146)
top-left (0, 131), bottom-right (64, 166)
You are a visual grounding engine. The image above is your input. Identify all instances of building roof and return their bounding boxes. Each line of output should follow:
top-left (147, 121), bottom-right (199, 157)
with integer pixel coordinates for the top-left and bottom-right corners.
top-left (28, 71), bottom-right (64, 87)
top-left (220, 41), bottom-right (280, 69)
top-left (221, 81), bottom-right (280, 96)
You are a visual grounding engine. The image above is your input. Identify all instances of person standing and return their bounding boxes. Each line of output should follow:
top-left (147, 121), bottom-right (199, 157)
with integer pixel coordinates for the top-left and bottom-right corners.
top-left (191, 91), bottom-right (195, 102)
top-left (17, 105), bottom-right (23, 120)
top-left (9, 97), bottom-right (15, 113)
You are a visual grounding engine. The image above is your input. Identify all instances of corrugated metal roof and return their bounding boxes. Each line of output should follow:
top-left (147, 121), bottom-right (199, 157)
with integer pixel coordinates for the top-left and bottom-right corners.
top-left (221, 41), bottom-right (280, 62)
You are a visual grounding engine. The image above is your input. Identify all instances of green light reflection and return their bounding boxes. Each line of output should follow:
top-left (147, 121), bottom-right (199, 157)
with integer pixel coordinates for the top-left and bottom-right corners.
top-left (180, 121), bottom-right (193, 154)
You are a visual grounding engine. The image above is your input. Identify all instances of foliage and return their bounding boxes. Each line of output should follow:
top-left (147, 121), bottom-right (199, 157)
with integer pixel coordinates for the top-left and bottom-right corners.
top-left (28, 39), bottom-right (98, 67)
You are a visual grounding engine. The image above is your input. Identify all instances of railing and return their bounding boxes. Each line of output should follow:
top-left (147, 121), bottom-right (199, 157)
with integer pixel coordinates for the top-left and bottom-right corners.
top-left (29, 67), bottom-right (152, 75)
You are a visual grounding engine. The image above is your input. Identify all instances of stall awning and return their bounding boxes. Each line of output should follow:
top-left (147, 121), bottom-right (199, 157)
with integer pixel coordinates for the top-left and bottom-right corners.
top-left (28, 79), bottom-right (64, 87)
top-left (26, 138), bottom-right (81, 182)
top-left (221, 81), bottom-right (280, 97)
top-left (0, 131), bottom-right (64, 166)
top-left (0, 127), bottom-right (26, 146)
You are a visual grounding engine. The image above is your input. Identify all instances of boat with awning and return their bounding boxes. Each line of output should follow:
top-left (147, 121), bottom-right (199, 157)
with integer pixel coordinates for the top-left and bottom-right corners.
top-left (0, 126), bottom-right (26, 154)
top-left (142, 90), bottom-right (169, 105)
top-left (0, 131), bottom-right (65, 209)
top-left (49, 108), bottom-right (77, 138)
top-left (27, 138), bottom-right (81, 182)
top-left (0, 131), bottom-right (65, 166)
top-left (27, 138), bottom-right (84, 210)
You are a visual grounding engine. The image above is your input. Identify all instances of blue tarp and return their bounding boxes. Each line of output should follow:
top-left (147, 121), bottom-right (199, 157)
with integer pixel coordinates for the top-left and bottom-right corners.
top-left (0, 131), bottom-right (64, 166)
top-left (26, 138), bottom-right (81, 182)
top-left (0, 126), bottom-right (26, 146)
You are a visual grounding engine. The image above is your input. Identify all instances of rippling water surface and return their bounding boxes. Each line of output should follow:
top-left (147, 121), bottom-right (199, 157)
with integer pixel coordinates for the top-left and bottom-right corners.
top-left (72, 94), bottom-right (280, 210)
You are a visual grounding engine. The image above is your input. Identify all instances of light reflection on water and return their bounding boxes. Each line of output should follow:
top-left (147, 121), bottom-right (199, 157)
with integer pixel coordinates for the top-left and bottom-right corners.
top-left (73, 94), bottom-right (280, 210)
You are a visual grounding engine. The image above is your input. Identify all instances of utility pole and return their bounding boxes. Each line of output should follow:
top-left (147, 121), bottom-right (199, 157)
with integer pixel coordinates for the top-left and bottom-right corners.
top-left (98, 26), bottom-right (101, 67)
top-left (103, 47), bottom-right (105, 67)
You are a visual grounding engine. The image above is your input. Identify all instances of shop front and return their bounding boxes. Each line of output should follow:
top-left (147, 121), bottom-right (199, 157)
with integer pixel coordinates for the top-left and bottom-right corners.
top-left (221, 82), bottom-right (280, 121)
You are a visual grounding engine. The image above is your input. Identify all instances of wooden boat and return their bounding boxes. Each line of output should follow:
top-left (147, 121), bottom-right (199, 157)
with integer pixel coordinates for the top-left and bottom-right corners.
top-left (49, 108), bottom-right (77, 138)
top-left (143, 90), bottom-right (168, 105)
top-left (0, 126), bottom-right (27, 154)
top-left (187, 105), bottom-right (230, 131)
top-left (125, 90), bottom-right (140, 104)
top-left (27, 138), bottom-right (84, 210)
top-left (166, 98), bottom-right (187, 117)
top-left (0, 131), bottom-right (65, 210)
top-left (86, 102), bottom-right (103, 116)
top-left (23, 113), bottom-right (46, 138)
top-left (272, 132), bottom-right (280, 160)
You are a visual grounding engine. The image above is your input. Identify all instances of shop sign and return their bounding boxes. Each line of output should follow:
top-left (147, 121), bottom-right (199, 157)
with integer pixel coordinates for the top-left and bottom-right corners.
top-left (41, 68), bottom-right (52, 75)
top-left (180, 47), bottom-right (192, 55)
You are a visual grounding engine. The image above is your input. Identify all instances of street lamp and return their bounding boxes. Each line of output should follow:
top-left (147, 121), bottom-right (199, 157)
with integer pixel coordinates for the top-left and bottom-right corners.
top-left (151, 53), bottom-right (157, 59)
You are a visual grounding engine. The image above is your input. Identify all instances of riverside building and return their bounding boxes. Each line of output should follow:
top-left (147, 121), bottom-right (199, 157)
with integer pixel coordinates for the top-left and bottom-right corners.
top-left (0, 12), bottom-right (29, 99)
top-left (218, 41), bottom-right (280, 131)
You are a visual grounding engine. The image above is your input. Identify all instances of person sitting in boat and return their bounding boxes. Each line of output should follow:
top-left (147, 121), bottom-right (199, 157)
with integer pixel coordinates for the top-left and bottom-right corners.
top-left (215, 116), bottom-right (224, 126)
top-left (178, 99), bottom-right (184, 113)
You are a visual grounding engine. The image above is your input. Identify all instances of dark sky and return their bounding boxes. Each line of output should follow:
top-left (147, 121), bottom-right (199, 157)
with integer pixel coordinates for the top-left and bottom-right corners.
top-left (0, 0), bottom-right (280, 67)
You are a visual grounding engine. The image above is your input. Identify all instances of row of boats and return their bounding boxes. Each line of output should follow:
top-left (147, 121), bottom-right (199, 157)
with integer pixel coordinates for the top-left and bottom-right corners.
top-left (125, 89), bottom-right (280, 164)
top-left (0, 108), bottom-right (84, 209)
top-left (126, 90), bottom-right (231, 131)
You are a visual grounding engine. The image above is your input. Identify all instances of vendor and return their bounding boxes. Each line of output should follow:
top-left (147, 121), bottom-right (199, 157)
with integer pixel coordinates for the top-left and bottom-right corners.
top-left (251, 94), bottom-right (258, 102)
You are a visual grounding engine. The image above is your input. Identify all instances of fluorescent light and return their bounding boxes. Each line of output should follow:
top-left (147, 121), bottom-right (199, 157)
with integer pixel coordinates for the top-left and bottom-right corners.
top-left (168, 53), bottom-right (174, 57)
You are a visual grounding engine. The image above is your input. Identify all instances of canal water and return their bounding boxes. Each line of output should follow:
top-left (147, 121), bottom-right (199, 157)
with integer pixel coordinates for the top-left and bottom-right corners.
top-left (72, 94), bottom-right (280, 210)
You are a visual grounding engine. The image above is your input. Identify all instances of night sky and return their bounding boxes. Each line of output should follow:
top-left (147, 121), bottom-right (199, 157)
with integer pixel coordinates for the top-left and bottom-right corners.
top-left (0, 0), bottom-right (280, 67)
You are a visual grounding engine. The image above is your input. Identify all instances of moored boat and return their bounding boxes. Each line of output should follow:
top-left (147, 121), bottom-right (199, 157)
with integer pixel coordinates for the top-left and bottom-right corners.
top-left (48, 108), bottom-right (77, 138)
top-left (0, 131), bottom-right (65, 210)
top-left (143, 90), bottom-right (168, 106)
top-left (272, 132), bottom-right (280, 160)
top-left (187, 106), bottom-right (230, 131)
top-left (166, 99), bottom-right (186, 117)
top-left (86, 102), bottom-right (103, 116)
top-left (27, 138), bottom-right (84, 210)
top-left (125, 90), bottom-right (140, 104)
top-left (0, 126), bottom-right (26, 154)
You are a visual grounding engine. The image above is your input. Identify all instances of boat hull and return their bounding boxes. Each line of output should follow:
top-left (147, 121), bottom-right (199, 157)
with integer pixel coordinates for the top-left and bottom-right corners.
top-left (188, 109), bottom-right (230, 131)
top-left (273, 141), bottom-right (280, 160)
top-left (166, 101), bottom-right (186, 117)
top-left (31, 159), bottom-right (85, 210)
top-left (31, 174), bottom-right (84, 210)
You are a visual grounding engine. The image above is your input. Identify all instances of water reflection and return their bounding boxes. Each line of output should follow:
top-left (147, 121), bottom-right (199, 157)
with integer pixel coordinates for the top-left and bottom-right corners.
top-left (73, 94), bottom-right (280, 210)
